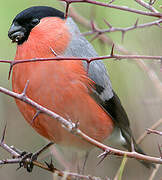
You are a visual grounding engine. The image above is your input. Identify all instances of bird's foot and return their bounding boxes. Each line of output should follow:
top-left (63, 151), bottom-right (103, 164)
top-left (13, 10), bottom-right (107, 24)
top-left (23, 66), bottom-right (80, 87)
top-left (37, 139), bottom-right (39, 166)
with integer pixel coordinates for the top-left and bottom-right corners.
top-left (17, 142), bottom-right (54, 172)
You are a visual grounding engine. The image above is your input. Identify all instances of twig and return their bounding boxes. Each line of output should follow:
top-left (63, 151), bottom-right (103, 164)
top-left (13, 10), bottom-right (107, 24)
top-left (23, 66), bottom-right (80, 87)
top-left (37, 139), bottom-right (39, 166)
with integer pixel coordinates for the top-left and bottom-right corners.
top-left (0, 132), bottom-right (99, 180)
top-left (137, 118), bottom-right (162, 144)
top-left (148, 164), bottom-right (161, 180)
top-left (0, 54), bottom-right (161, 65)
top-left (134, 0), bottom-right (158, 13)
top-left (83, 19), bottom-right (162, 40)
top-left (0, 53), bottom-right (161, 80)
top-left (0, 84), bottom-right (162, 165)
top-left (0, 126), bottom-right (19, 157)
top-left (60, 0), bottom-right (162, 18)
top-left (147, 129), bottom-right (162, 136)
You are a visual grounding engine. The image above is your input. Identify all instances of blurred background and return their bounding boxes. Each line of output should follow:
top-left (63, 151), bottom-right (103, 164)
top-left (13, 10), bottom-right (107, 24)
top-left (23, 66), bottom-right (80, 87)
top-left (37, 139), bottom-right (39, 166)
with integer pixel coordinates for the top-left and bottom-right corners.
top-left (0, 0), bottom-right (162, 179)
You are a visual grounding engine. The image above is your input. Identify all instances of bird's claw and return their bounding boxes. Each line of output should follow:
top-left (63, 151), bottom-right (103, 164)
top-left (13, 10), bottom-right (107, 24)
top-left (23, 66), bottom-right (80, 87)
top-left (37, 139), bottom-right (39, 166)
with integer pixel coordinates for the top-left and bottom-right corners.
top-left (16, 142), bottom-right (54, 172)
top-left (17, 151), bottom-right (37, 172)
top-left (44, 158), bottom-right (55, 171)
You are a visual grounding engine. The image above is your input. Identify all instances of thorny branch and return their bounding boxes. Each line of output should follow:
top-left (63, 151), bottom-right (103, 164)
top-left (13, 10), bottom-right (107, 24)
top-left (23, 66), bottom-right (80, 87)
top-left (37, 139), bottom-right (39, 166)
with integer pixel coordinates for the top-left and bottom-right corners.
top-left (64, 0), bottom-right (162, 42)
top-left (0, 83), bottom-right (162, 165)
top-left (83, 19), bottom-right (162, 42)
top-left (0, 50), bottom-right (162, 79)
top-left (60, 0), bottom-right (162, 18)
top-left (0, 127), bottom-right (98, 180)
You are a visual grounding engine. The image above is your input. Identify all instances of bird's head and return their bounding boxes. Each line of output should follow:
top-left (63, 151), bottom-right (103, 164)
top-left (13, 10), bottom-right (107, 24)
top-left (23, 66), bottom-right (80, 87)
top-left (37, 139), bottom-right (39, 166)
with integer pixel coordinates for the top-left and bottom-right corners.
top-left (8, 6), bottom-right (65, 45)
top-left (8, 6), bottom-right (72, 59)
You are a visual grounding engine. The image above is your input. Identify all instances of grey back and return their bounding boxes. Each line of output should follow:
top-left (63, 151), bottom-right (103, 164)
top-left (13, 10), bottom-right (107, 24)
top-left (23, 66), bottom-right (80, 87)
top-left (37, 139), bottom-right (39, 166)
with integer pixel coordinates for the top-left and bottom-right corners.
top-left (64, 18), bottom-right (113, 101)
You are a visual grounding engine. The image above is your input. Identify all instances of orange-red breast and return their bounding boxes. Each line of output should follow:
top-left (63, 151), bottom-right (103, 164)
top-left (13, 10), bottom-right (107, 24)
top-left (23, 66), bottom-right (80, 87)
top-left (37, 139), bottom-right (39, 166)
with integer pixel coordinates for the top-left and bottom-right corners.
top-left (8, 6), bottom-right (153, 168)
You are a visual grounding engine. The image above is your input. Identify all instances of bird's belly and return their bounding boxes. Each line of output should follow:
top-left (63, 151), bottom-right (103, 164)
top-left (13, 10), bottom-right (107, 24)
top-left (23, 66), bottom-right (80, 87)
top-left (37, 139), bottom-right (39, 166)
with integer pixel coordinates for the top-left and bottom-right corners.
top-left (12, 61), bottom-right (114, 149)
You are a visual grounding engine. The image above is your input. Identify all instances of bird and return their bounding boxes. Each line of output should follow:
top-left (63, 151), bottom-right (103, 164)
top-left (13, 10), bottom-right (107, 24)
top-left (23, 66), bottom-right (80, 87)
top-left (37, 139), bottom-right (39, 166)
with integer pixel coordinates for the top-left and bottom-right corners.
top-left (8, 6), bottom-right (154, 169)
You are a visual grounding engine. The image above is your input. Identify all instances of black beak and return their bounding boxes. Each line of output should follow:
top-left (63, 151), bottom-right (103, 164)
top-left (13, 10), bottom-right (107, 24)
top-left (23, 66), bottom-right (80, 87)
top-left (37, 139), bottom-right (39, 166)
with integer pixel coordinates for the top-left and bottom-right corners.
top-left (8, 23), bottom-right (26, 43)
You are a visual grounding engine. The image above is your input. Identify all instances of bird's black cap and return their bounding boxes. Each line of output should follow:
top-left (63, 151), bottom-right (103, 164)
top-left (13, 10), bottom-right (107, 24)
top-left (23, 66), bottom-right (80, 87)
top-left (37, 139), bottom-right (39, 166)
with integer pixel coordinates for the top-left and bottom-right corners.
top-left (13, 6), bottom-right (65, 23)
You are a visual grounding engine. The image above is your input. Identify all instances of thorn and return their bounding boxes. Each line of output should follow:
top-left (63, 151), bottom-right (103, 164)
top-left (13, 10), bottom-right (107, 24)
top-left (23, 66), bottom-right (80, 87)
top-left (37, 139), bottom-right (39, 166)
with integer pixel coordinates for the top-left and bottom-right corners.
top-left (74, 121), bottom-right (80, 129)
top-left (121, 31), bottom-right (125, 43)
top-left (109, 0), bottom-right (115, 4)
top-left (8, 63), bottom-right (13, 80)
top-left (50, 47), bottom-right (57, 56)
top-left (90, 20), bottom-right (96, 32)
top-left (110, 44), bottom-right (115, 56)
top-left (22, 80), bottom-right (29, 96)
top-left (31, 110), bottom-right (41, 124)
top-left (104, 19), bottom-right (112, 28)
top-left (149, 0), bottom-right (156, 5)
top-left (158, 144), bottom-right (162, 158)
top-left (71, 120), bottom-right (79, 134)
top-left (65, 2), bottom-right (70, 19)
top-left (134, 18), bottom-right (139, 28)
top-left (90, 33), bottom-right (100, 42)
top-left (1, 124), bottom-right (7, 143)
top-left (86, 61), bottom-right (91, 74)
top-left (32, 142), bottom-right (54, 161)
top-left (97, 150), bottom-right (110, 166)
top-left (131, 137), bottom-right (135, 152)
top-left (44, 157), bottom-right (55, 171)
top-left (16, 164), bottom-right (22, 171)
top-left (156, 23), bottom-right (162, 28)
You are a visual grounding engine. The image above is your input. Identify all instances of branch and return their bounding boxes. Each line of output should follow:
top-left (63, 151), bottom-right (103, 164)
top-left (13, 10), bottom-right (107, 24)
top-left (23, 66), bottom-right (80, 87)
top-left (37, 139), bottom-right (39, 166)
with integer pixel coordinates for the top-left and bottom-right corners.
top-left (1, 52), bottom-right (161, 80)
top-left (60, 0), bottom-right (162, 18)
top-left (0, 84), bottom-right (162, 165)
top-left (83, 19), bottom-right (162, 40)
top-left (0, 130), bottom-right (100, 180)
top-left (134, 0), bottom-right (158, 13)
top-left (0, 53), bottom-right (162, 66)
top-left (147, 129), bottom-right (162, 136)
top-left (148, 164), bottom-right (161, 180)
top-left (137, 118), bottom-right (162, 144)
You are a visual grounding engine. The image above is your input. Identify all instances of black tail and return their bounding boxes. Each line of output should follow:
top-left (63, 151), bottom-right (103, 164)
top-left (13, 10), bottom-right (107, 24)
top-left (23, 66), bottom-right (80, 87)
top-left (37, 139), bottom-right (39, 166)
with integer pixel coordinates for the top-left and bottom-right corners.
top-left (121, 129), bottom-right (155, 169)
top-left (102, 91), bottom-right (155, 169)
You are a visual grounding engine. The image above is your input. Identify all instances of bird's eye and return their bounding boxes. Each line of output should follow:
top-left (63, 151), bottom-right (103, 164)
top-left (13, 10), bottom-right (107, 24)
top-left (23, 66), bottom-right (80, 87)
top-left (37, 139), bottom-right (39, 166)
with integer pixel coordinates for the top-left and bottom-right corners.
top-left (31, 18), bottom-right (40, 26)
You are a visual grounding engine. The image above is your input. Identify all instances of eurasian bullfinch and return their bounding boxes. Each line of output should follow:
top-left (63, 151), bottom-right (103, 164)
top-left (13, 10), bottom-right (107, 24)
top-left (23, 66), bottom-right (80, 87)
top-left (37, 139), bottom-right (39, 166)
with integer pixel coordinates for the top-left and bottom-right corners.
top-left (8, 6), bottom-right (154, 168)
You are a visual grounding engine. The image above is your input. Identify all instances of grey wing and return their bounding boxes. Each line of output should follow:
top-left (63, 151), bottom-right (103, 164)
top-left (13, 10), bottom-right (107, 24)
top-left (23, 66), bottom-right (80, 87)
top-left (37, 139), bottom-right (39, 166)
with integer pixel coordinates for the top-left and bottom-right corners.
top-left (64, 17), bottom-right (113, 101)
top-left (64, 18), bottom-right (155, 168)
